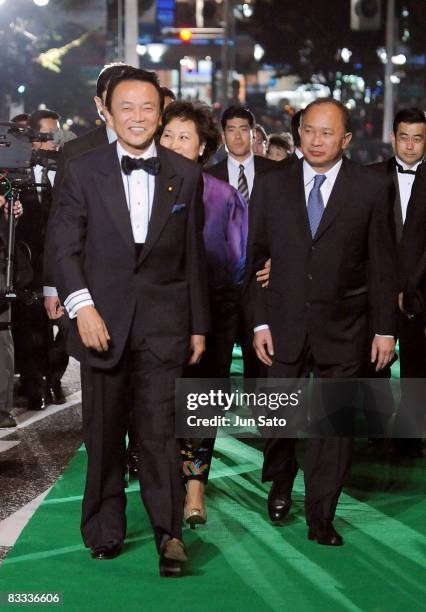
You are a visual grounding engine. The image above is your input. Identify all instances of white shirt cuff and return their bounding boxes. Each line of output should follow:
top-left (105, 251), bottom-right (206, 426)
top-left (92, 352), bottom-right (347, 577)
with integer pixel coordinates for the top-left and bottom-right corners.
top-left (375, 334), bottom-right (394, 338)
top-left (43, 286), bottom-right (58, 297)
top-left (64, 289), bottom-right (94, 319)
top-left (254, 324), bottom-right (270, 333)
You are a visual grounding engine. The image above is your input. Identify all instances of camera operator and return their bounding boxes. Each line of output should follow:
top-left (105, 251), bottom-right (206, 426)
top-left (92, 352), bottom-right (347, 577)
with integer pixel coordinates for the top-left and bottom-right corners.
top-left (0, 195), bottom-right (23, 428)
top-left (13, 109), bottom-right (68, 411)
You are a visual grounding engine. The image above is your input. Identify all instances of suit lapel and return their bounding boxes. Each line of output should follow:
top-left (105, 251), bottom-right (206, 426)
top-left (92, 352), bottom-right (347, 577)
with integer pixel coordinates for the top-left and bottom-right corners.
top-left (313, 158), bottom-right (348, 242)
top-left (289, 159), bottom-right (312, 243)
top-left (137, 146), bottom-right (182, 266)
top-left (389, 158), bottom-right (403, 242)
top-left (94, 144), bottom-right (134, 252)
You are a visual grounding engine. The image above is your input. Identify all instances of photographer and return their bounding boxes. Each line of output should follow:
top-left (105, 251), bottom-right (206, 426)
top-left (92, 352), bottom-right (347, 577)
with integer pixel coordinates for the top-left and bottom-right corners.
top-left (13, 109), bottom-right (68, 410)
top-left (0, 195), bottom-right (23, 428)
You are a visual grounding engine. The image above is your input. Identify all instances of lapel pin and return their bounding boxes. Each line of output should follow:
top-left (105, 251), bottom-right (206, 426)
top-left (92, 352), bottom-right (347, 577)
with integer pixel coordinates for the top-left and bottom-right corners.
top-left (168, 186), bottom-right (173, 192)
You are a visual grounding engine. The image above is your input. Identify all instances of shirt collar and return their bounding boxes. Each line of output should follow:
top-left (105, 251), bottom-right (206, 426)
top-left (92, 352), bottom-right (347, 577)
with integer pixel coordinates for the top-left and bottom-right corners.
top-left (295, 147), bottom-right (304, 159)
top-left (228, 152), bottom-right (254, 169)
top-left (116, 139), bottom-right (157, 161)
top-left (395, 155), bottom-right (423, 173)
top-left (303, 158), bottom-right (343, 187)
top-left (106, 125), bottom-right (117, 144)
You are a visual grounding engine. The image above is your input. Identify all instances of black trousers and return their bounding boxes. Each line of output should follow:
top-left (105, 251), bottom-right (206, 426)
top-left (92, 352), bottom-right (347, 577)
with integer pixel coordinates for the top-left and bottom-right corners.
top-left (394, 311), bottom-right (426, 436)
top-left (80, 339), bottom-right (184, 552)
top-left (13, 301), bottom-right (69, 397)
top-left (262, 343), bottom-right (360, 526)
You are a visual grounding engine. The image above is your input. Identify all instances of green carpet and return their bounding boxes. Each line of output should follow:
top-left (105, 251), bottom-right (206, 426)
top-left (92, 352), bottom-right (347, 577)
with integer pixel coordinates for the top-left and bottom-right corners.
top-left (0, 347), bottom-right (424, 611)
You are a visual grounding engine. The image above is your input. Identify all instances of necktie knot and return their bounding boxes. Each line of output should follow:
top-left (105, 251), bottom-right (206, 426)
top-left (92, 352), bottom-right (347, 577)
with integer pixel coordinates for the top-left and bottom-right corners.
top-left (313, 174), bottom-right (327, 188)
top-left (239, 164), bottom-right (245, 172)
top-left (121, 155), bottom-right (161, 176)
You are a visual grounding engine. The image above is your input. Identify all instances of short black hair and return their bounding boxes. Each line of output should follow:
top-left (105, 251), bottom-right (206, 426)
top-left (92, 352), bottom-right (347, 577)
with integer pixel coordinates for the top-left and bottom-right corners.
top-left (254, 124), bottom-right (267, 143)
top-left (29, 109), bottom-right (60, 132)
top-left (221, 105), bottom-right (255, 131)
top-left (291, 110), bottom-right (303, 148)
top-left (302, 98), bottom-right (352, 133)
top-left (393, 107), bottom-right (426, 135)
top-left (105, 67), bottom-right (164, 113)
top-left (11, 113), bottom-right (29, 124)
top-left (267, 133), bottom-right (293, 154)
top-left (160, 100), bottom-right (221, 164)
top-left (161, 87), bottom-right (176, 101)
top-left (96, 62), bottom-right (132, 99)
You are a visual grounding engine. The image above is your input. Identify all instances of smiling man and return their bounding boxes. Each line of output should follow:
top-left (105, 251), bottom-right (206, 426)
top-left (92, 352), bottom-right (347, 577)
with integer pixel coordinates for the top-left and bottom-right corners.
top-left (247, 98), bottom-right (397, 546)
top-left (48, 68), bottom-right (209, 576)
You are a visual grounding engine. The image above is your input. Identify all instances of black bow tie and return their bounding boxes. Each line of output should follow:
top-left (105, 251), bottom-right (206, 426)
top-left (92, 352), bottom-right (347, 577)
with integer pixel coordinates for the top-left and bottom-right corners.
top-left (396, 162), bottom-right (417, 176)
top-left (121, 155), bottom-right (161, 176)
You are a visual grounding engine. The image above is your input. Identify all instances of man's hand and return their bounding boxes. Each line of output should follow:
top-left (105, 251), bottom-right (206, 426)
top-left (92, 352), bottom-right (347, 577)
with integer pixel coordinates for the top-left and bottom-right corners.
top-left (44, 296), bottom-right (64, 320)
top-left (370, 336), bottom-right (395, 372)
top-left (398, 291), bottom-right (415, 319)
top-left (76, 305), bottom-right (110, 352)
top-left (0, 197), bottom-right (23, 219)
top-left (188, 334), bottom-right (205, 365)
top-left (256, 258), bottom-right (271, 288)
top-left (253, 329), bottom-right (274, 366)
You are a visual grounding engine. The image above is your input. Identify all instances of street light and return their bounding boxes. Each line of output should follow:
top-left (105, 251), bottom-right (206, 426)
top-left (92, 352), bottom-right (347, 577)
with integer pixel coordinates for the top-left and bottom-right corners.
top-left (33, 0), bottom-right (50, 6)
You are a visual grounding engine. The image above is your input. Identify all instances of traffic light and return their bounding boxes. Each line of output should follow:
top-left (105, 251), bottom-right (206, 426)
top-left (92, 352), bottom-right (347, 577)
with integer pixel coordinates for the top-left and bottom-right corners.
top-left (350, 0), bottom-right (381, 31)
top-left (179, 28), bottom-right (192, 43)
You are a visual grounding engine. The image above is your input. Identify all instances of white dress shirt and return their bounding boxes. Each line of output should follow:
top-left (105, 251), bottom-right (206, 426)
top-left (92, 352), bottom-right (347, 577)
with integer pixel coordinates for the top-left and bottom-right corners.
top-left (63, 140), bottom-right (157, 319)
top-left (395, 155), bottom-right (423, 224)
top-left (106, 125), bottom-right (117, 143)
top-left (33, 164), bottom-right (56, 191)
top-left (227, 153), bottom-right (255, 198)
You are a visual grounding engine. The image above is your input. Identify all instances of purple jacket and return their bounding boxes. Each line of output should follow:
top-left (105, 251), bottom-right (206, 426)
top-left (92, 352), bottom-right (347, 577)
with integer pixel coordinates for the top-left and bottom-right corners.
top-left (202, 173), bottom-right (248, 288)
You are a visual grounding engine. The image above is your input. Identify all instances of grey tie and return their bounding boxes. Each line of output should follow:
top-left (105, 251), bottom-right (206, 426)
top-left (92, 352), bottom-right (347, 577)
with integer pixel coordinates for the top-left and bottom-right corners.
top-left (238, 164), bottom-right (249, 202)
top-left (307, 174), bottom-right (326, 238)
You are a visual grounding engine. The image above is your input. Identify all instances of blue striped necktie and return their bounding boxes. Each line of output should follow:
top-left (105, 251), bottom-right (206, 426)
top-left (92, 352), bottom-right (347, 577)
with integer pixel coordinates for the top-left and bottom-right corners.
top-left (307, 174), bottom-right (326, 238)
top-left (238, 164), bottom-right (250, 202)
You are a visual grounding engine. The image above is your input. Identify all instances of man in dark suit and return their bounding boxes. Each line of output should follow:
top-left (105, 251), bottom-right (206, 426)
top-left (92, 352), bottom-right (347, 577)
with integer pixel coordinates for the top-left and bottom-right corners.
top-left (48, 68), bottom-right (209, 576)
top-left (398, 162), bottom-right (426, 453)
top-left (207, 106), bottom-right (278, 381)
top-left (248, 99), bottom-right (397, 546)
top-left (369, 108), bottom-right (425, 457)
top-left (13, 109), bottom-right (68, 410)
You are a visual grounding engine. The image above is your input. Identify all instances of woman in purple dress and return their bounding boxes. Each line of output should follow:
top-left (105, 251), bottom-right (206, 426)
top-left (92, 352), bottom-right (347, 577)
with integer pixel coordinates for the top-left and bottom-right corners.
top-left (160, 101), bottom-right (248, 527)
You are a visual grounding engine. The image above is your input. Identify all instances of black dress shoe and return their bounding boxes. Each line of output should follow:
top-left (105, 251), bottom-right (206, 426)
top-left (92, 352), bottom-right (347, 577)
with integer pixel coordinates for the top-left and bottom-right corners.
top-left (45, 383), bottom-right (66, 405)
top-left (27, 396), bottom-right (45, 411)
top-left (308, 520), bottom-right (343, 546)
top-left (159, 538), bottom-right (187, 578)
top-left (90, 543), bottom-right (122, 560)
top-left (127, 445), bottom-right (140, 478)
top-left (267, 481), bottom-right (293, 525)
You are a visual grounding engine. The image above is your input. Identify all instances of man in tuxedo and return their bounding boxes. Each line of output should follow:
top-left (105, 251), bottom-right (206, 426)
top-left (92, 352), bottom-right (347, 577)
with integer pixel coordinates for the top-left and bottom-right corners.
top-left (207, 106), bottom-right (278, 381)
top-left (48, 68), bottom-right (209, 575)
top-left (248, 99), bottom-right (397, 545)
top-left (398, 161), bottom-right (426, 453)
top-left (370, 108), bottom-right (425, 457)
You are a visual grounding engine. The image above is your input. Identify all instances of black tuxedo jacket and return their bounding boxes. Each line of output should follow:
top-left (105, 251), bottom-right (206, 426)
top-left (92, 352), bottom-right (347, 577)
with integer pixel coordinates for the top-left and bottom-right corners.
top-left (399, 163), bottom-right (426, 313)
top-left (49, 142), bottom-right (210, 369)
top-left (370, 157), bottom-right (404, 242)
top-left (246, 157), bottom-right (397, 364)
top-left (44, 125), bottom-right (108, 287)
top-left (206, 155), bottom-right (279, 189)
top-left (52, 125), bottom-right (108, 209)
